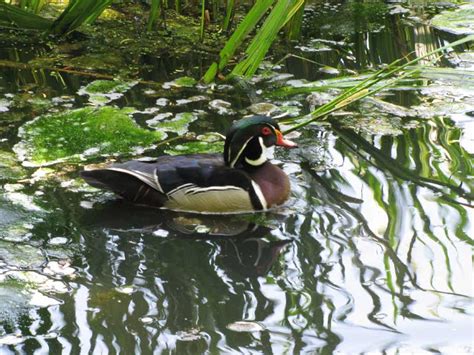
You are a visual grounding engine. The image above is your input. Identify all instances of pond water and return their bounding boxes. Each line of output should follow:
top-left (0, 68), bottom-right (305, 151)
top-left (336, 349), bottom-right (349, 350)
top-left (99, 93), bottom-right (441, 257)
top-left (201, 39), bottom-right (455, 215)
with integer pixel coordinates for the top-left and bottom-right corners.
top-left (0, 1), bottom-right (473, 354)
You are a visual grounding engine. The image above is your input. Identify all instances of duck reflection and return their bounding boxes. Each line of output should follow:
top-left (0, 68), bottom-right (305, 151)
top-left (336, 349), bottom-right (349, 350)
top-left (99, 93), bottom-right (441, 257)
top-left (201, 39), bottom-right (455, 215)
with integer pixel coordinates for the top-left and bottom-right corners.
top-left (80, 200), bottom-right (292, 277)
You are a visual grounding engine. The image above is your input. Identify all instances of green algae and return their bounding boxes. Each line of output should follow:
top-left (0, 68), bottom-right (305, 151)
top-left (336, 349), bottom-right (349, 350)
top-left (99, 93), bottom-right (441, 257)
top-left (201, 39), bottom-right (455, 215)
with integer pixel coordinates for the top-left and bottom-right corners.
top-left (14, 106), bottom-right (165, 166)
top-left (164, 132), bottom-right (224, 155)
top-left (431, 4), bottom-right (474, 35)
top-left (163, 76), bottom-right (197, 89)
top-left (147, 112), bottom-right (200, 136)
top-left (0, 151), bottom-right (27, 181)
top-left (0, 241), bottom-right (45, 269)
top-left (79, 79), bottom-right (137, 106)
top-left (81, 80), bottom-right (133, 94)
top-left (0, 202), bottom-right (34, 242)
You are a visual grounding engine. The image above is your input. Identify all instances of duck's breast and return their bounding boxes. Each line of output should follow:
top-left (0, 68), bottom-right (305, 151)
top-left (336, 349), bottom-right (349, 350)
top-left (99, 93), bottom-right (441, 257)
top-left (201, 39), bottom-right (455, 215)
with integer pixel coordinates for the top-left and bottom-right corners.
top-left (249, 162), bottom-right (290, 208)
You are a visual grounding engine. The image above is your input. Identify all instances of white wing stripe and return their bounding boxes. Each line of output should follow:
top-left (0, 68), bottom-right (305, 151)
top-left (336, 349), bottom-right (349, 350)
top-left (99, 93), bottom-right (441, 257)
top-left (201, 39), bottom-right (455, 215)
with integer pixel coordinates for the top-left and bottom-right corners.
top-left (184, 186), bottom-right (244, 195)
top-left (167, 183), bottom-right (196, 196)
top-left (251, 180), bottom-right (268, 210)
top-left (153, 168), bottom-right (163, 193)
top-left (107, 167), bottom-right (163, 193)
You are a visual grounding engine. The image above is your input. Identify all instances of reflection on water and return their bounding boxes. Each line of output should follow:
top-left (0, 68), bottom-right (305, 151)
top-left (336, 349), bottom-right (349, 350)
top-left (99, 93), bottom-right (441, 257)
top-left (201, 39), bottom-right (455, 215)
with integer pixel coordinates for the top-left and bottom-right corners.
top-left (1, 1), bottom-right (473, 353)
top-left (1, 117), bottom-right (471, 353)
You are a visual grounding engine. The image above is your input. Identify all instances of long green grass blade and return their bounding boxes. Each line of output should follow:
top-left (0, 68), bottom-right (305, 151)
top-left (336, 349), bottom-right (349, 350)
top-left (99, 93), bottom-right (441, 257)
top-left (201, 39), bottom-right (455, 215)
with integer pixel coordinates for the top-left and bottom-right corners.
top-left (49, 0), bottom-right (113, 35)
top-left (286, 2), bottom-right (305, 41)
top-left (284, 34), bottom-right (474, 134)
top-left (222, 0), bottom-right (234, 32)
top-left (200, 0), bottom-right (206, 41)
top-left (17, 0), bottom-right (46, 14)
top-left (0, 2), bottom-right (52, 30)
top-left (147, 0), bottom-right (161, 31)
top-left (231, 0), bottom-right (305, 78)
top-left (202, 0), bottom-right (274, 83)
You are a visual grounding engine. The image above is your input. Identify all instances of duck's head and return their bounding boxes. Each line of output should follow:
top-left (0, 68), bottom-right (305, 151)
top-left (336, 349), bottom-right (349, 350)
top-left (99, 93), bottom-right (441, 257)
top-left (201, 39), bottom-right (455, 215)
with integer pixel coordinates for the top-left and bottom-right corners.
top-left (224, 116), bottom-right (297, 168)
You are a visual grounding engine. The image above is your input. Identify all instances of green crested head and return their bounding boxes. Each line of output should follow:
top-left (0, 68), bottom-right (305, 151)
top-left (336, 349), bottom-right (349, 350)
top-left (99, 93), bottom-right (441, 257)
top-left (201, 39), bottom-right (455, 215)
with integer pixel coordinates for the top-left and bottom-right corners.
top-left (224, 116), bottom-right (297, 168)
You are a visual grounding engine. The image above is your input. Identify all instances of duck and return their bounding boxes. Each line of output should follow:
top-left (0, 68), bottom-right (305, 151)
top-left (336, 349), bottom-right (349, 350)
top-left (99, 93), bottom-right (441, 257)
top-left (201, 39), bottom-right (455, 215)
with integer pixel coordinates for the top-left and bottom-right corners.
top-left (81, 115), bottom-right (297, 213)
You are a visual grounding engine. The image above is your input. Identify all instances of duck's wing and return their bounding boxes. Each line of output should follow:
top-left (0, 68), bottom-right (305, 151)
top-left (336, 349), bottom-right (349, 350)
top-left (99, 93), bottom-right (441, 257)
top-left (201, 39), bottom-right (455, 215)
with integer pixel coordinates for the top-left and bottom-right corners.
top-left (81, 154), bottom-right (267, 212)
top-left (81, 162), bottom-right (169, 206)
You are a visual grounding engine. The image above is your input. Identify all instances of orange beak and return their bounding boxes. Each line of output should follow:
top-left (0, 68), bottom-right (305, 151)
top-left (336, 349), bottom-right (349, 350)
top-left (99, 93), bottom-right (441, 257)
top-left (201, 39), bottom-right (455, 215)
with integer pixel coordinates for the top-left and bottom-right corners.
top-left (275, 130), bottom-right (297, 148)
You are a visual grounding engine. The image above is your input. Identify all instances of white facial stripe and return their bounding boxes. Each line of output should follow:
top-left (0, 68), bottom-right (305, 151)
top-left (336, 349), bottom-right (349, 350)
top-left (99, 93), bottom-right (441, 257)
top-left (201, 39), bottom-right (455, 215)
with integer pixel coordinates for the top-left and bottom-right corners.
top-left (251, 180), bottom-right (268, 210)
top-left (230, 136), bottom-right (253, 168)
top-left (244, 137), bottom-right (267, 166)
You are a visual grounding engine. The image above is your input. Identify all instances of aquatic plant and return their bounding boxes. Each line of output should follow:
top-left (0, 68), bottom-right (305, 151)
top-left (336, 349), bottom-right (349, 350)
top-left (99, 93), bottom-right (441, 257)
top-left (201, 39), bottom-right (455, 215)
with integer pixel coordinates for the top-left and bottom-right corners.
top-left (203, 0), bottom-right (304, 82)
top-left (14, 106), bottom-right (165, 166)
top-left (283, 34), bottom-right (474, 133)
top-left (49, 0), bottom-right (114, 35)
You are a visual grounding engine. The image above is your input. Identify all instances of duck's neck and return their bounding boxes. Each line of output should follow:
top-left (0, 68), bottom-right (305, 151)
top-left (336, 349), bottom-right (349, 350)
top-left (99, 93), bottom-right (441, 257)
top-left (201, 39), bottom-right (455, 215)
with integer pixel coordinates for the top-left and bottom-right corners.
top-left (226, 136), bottom-right (268, 169)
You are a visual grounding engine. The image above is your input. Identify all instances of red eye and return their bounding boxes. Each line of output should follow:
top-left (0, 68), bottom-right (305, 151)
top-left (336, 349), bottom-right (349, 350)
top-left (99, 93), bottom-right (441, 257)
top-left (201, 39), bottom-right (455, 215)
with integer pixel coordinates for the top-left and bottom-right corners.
top-left (261, 126), bottom-right (272, 136)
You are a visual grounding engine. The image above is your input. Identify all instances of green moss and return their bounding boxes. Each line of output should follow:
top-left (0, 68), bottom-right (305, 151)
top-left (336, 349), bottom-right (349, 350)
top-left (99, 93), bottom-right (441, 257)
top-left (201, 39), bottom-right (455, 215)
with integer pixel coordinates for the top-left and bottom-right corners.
top-left (15, 106), bottom-right (165, 166)
top-left (79, 80), bottom-right (137, 105)
top-left (81, 80), bottom-right (134, 95)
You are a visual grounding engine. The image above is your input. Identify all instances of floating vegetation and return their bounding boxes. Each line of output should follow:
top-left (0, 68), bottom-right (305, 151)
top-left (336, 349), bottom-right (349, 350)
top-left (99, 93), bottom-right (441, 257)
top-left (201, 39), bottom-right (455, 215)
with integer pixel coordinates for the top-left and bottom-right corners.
top-left (0, 98), bottom-right (11, 112)
top-left (413, 85), bottom-right (474, 122)
top-left (431, 4), bottom-right (474, 35)
top-left (208, 99), bottom-right (234, 115)
top-left (162, 76), bottom-right (197, 89)
top-left (0, 240), bottom-right (45, 268)
top-left (156, 98), bottom-right (170, 107)
top-left (248, 102), bottom-right (280, 116)
top-left (295, 40), bottom-right (333, 53)
top-left (176, 95), bottom-right (209, 106)
top-left (0, 270), bottom-right (66, 307)
top-left (14, 106), bottom-right (164, 167)
top-left (226, 321), bottom-right (265, 332)
top-left (176, 329), bottom-right (206, 341)
top-left (337, 113), bottom-right (405, 136)
top-left (164, 133), bottom-right (224, 155)
top-left (147, 112), bottom-right (201, 136)
top-left (0, 151), bottom-right (27, 181)
top-left (78, 79), bottom-right (137, 106)
top-left (0, 194), bottom-right (42, 242)
top-left (164, 140), bottom-right (224, 156)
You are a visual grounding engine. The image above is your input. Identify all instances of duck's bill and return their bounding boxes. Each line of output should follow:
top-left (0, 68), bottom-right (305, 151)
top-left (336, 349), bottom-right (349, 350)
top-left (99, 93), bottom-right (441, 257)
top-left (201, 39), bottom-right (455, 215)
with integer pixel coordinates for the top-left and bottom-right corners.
top-left (275, 130), bottom-right (298, 148)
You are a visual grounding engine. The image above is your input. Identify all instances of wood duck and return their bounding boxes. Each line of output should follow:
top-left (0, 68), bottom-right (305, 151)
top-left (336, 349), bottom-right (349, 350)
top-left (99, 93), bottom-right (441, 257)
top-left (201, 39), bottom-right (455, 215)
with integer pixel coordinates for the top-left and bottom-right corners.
top-left (81, 116), bottom-right (297, 213)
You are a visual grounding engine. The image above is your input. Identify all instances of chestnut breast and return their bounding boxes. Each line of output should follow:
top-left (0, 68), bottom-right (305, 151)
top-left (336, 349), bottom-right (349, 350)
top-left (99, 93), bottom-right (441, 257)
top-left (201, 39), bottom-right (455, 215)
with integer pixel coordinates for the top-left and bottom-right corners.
top-left (249, 162), bottom-right (290, 208)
